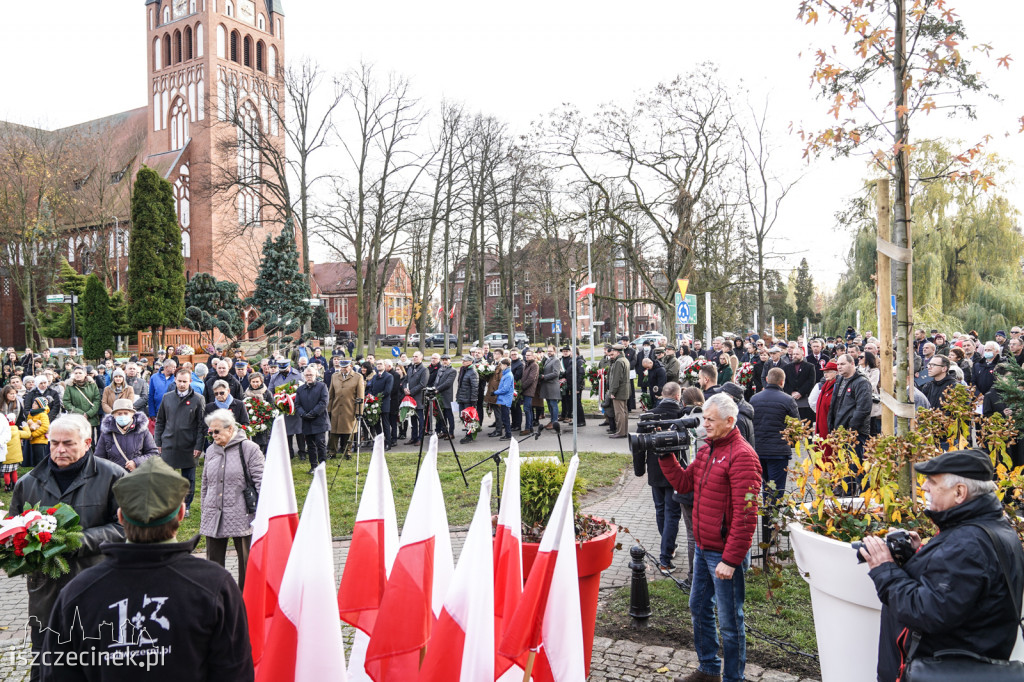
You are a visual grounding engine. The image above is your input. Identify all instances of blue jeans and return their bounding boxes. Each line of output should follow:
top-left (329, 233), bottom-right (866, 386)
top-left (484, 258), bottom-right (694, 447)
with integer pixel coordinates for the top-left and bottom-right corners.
top-left (651, 485), bottom-right (681, 567)
top-left (546, 398), bottom-right (559, 424)
top-left (523, 396), bottom-right (534, 430)
top-left (690, 547), bottom-right (750, 682)
top-left (499, 405), bottom-right (512, 437)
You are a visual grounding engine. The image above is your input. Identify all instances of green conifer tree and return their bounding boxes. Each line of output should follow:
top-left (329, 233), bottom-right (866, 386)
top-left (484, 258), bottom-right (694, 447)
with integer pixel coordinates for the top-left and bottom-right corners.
top-left (246, 219), bottom-right (312, 345)
top-left (127, 167), bottom-right (186, 352)
top-left (39, 259), bottom-right (87, 340)
top-left (81, 274), bottom-right (114, 360)
top-left (311, 304), bottom-right (330, 338)
top-left (183, 273), bottom-right (245, 347)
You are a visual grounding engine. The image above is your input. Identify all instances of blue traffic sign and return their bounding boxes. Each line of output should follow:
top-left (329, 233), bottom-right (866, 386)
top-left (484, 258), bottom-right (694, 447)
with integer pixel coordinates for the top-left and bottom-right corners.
top-left (391, 346), bottom-right (400, 357)
top-left (676, 301), bottom-right (690, 324)
top-left (553, 321), bottom-right (562, 333)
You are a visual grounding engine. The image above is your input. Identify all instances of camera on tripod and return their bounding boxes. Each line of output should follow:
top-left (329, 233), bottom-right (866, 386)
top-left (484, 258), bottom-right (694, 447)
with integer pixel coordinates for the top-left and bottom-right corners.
top-left (628, 413), bottom-right (701, 462)
top-left (423, 386), bottom-right (438, 400)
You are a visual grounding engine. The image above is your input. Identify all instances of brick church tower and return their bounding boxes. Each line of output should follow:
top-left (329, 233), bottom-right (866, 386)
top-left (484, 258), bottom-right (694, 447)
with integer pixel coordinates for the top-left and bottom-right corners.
top-left (144, 0), bottom-right (286, 288)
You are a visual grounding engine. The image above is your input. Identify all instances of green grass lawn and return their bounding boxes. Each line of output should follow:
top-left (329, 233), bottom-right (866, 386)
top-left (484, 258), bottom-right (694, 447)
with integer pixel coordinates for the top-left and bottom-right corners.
top-left (597, 562), bottom-right (819, 678)
top-left (2, 450), bottom-right (630, 550)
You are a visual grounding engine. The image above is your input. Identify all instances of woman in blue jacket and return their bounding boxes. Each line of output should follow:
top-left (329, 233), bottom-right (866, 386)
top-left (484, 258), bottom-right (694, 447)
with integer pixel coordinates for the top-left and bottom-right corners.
top-left (493, 358), bottom-right (514, 440)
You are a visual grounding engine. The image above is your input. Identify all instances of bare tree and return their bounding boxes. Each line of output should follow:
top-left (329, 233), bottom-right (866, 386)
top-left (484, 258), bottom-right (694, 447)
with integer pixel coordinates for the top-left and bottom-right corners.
top-left (738, 101), bottom-right (799, 332)
top-left (0, 123), bottom-right (78, 346)
top-left (208, 57), bottom-right (342, 277)
top-left (318, 63), bottom-right (427, 353)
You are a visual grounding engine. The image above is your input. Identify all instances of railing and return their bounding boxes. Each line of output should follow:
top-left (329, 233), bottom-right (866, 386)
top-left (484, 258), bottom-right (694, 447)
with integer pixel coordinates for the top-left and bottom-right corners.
top-left (136, 329), bottom-right (204, 352)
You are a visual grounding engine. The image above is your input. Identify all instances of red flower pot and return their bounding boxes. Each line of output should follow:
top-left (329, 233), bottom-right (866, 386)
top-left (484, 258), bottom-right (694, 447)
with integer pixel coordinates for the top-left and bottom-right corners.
top-left (520, 518), bottom-right (617, 676)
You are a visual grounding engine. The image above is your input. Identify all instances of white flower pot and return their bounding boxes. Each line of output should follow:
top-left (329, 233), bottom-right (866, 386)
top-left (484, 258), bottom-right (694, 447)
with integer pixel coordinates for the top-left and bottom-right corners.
top-left (790, 521), bottom-right (1024, 681)
top-left (789, 522), bottom-right (882, 682)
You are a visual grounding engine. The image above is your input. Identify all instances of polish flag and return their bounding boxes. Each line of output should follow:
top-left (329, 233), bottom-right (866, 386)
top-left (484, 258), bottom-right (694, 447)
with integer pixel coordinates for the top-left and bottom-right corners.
top-left (364, 435), bottom-right (454, 682)
top-left (256, 465), bottom-right (347, 682)
top-left (494, 440), bottom-right (524, 679)
top-left (417, 473), bottom-right (494, 681)
top-left (437, 306), bottom-right (445, 319)
top-left (576, 283), bottom-right (596, 300)
top-left (448, 307), bottom-right (456, 320)
top-left (339, 434), bottom-right (401, 682)
top-left (243, 416), bottom-right (299, 669)
top-left (498, 455), bottom-right (585, 682)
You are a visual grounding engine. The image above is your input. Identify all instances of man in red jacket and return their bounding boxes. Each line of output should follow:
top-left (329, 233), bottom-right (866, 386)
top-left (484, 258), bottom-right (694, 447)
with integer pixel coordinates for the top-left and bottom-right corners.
top-left (659, 393), bottom-right (762, 682)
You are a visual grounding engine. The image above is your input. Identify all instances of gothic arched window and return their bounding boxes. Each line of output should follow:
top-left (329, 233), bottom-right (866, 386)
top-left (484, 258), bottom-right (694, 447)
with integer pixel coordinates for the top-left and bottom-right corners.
top-left (236, 100), bottom-right (260, 226)
top-left (184, 26), bottom-right (193, 60)
top-left (243, 36), bottom-right (252, 67)
top-left (230, 30), bottom-right (239, 62)
top-left (170, 98), bottom-right (189, 150)
top-left (256, 41), bottom-right (264, 71)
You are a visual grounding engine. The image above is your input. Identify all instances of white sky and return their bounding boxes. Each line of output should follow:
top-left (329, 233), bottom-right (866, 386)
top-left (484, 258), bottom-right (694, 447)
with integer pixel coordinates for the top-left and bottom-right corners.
top-left (4, 0), bottom-right (1022, 289)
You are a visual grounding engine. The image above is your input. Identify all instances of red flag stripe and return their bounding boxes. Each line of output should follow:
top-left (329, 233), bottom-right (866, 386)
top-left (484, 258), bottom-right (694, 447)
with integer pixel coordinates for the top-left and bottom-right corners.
top-left (338, 518), bottom-right (388, 634)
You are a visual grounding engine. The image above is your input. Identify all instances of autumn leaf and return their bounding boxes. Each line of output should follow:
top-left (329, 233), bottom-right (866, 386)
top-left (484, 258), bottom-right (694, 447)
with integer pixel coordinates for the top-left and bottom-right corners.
top-left (997, 54), bottom-right (1013, 69)
top-left (940, 34), bottom-right (959, 50)
top-left (921, 99), bottom-right (936, 114)
top-left (1019, 116), bottom-right (1024, 133)
top-left (805, 10), bottom-right (819, 24)
top-left (895, 104), bottom-right (910, 119)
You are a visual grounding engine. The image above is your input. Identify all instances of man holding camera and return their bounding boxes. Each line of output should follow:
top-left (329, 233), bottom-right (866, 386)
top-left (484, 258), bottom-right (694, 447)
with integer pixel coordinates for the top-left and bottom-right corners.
top-left (659, 393), bottom-right (762, 682)
top-left (859, 449), bottom-right (1024, 682)
top-left (633, 382), bottom-right (685, 572)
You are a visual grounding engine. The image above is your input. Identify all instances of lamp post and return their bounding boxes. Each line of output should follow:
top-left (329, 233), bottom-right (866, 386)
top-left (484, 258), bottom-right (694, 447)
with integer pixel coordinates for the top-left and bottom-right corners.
top-left (112, 216), bottom-right (121, 292)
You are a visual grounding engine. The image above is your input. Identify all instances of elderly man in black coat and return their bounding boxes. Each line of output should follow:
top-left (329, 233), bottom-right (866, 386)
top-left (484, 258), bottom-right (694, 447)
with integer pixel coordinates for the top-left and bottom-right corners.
top-left (155, 368), bottom-right (207, 515)
top-left (750, 367), bottom-right (799, 542)
top-left (366, 360), bottom-right (395, 445)
top-left (296, 366), bottom-right (330, 473)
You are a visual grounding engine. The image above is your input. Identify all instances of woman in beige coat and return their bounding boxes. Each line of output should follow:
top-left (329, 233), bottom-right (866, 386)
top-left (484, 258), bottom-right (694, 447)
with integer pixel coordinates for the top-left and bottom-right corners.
top-left (101, 369), bottom-right (135, 414)
top-left (328, 359), bottom-right (364, 457)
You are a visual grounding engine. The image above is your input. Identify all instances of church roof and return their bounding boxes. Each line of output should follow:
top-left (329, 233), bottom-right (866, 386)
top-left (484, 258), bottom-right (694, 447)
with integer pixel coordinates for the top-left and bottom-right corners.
top-left (270, 0), bottom-right (285, 15)
top-left (312, 259), bottom-right (402, 296)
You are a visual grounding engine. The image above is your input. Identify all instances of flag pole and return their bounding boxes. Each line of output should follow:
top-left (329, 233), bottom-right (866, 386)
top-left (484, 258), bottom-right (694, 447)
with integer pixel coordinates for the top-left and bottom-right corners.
top-left (570, 283), bottom-right (579, 459)
top-left (522, 651), bottom-right (536, 682)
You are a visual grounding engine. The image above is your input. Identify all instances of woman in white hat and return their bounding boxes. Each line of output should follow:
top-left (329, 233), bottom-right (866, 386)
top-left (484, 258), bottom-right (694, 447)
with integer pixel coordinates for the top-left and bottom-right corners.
top-left (93, 398), bottom-right (158, 472)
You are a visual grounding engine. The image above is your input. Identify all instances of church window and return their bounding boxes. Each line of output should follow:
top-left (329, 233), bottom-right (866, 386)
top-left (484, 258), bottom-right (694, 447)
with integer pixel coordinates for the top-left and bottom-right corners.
top-left (184, 26), bottom-right (193, 60)
top-left (173, 30), bottom-right (182, 64)
top-left (256, 41), bottom-right (264, 72)
top-left (225, 0), bottom-right (234, 17)
top-left (257, 14), bottom-right (266, 31)
top-left (216, 24), bottom-right (225, 59)
top-left (236, 100), bottom-right (260, 226)
top-left (269, 46), bottom-right (277, 78)
top-left (243, 36), bottom-right (252, 67)
top-left (230, 31), bottom-right (239, 62)
top-left (153, 37), bottom-right (162, 70)
top-left (189, 0), bottom-right (196, 12)
top-left (181, 231), bottom-right (191, 258)
top-left (174, 165), bottom-right (191, 230)
top-left (163, 6), bottom-right (170, 24)
top-left (163, 34), bottom-right (172, 68)
top-left (170, 99), bottom-right (189, 150)
top-left (196, 23), bottom-right (204, 57)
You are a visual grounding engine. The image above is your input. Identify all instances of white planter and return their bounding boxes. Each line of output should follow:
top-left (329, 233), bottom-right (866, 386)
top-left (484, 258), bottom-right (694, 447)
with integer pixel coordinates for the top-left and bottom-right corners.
top-left (789, 522), bottom-right (881, 682)
top-left (790, 521), bottom-right (1024, 681)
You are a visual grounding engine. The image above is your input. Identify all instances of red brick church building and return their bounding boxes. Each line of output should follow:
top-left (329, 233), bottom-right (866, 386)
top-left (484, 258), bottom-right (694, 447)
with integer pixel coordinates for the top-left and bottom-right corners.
top-left (0, 0), bottom-right (287, 345)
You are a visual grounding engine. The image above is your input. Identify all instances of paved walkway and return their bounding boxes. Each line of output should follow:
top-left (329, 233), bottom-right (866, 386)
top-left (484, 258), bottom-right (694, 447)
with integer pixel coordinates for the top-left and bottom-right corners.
top-left (0, 413), bottom-right (818, 681)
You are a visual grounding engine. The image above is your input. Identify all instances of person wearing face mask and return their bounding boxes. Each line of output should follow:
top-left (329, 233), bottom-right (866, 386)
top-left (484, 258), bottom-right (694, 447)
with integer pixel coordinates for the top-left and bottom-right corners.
top-left (204, 379), bottom-right (250, 427)
top-left (972, 341), bottom-right (1002, 398)
top-left (94, 399), bottom-right (158, 472)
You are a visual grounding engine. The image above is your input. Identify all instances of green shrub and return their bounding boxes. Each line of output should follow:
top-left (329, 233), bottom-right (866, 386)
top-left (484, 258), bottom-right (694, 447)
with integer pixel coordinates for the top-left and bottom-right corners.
top-left (519, 458), bottom-right (586, 530)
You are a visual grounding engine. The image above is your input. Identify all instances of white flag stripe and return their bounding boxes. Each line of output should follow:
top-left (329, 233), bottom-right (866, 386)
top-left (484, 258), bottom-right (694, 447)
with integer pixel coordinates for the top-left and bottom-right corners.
top-left (355, 434), bottom-right (401, 574)
top-left (497, 439), bottom-right (523, 541)
top-left (250, 416), bottom-right (297, 541)
top-left (446, 474), bottom-right (495, 679)
top-left (397, 434), bottom-right (454, 616)
top-left (540, 455), bottom-right (585, 681)
top-left (277, 464), bottom-right (347, 680)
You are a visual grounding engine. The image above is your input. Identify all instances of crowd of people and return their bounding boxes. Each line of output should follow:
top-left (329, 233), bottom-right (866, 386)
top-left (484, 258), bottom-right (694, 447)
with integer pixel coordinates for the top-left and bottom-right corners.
top-left (1, 323), bottom-right (1023, 681)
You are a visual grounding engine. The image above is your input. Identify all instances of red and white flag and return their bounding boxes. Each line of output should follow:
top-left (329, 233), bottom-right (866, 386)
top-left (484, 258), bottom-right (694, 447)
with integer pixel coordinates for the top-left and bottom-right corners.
top-left (243, 416), bottom-right (299, 669)
top-left (449, 307), bottom-right (456, 320)
top-left (494, 440), bottom-right (524, 680)
top-left (498, 455), bottom-right (585, 682)
top-left (256, 464), bottom-right (347, 682)
top-left (576, 282), bottom-right (596, 300)
top-left (364, 435), bottom-right (454, 682)
top-left (437, 306), bottom-right (445, 319)
top-left (339, 434), bottom-right (401, 682)
top-left (417, 473), bottom-right (494, 681)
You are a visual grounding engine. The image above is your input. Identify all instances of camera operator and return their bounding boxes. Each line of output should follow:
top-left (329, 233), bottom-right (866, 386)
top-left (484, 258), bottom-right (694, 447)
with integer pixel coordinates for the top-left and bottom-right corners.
top-left (658, 393), bottom-right (762, 682)
top-left (633, 382), bottom-right (685, 572)
top-left (859, 449), bottom-right (1024, 682)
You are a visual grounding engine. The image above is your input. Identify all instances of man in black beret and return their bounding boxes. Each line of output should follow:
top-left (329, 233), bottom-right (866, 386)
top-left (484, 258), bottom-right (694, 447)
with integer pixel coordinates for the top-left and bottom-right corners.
top-left (859, 449), bottom-right (1024, 682)
top-left (41, 457), bottom-right (253, 681)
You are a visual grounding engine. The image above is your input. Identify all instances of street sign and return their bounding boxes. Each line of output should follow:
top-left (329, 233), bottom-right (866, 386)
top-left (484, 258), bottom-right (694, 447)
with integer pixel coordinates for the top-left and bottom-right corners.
top-left (391, 346), bottom-right (400, 357)
top-left (593, 321), bottom-right (606, 326)
top-left (539, 318), bottom-right (555, 323)
top-left (45, 294), bottom-right (64, 304)
top-left (676, 293), bottom-right (698, 325)
top-left (677, 278), bottom-right (689, 298)
top-left (553, 321), bottom-right (562, 333)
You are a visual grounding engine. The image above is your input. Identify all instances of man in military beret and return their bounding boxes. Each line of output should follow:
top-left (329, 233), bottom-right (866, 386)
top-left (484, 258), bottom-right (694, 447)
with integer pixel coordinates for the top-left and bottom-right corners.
top-left (41, 457), bottom-right (253, 681)
top-left (859, 449), bottom-right (1024, 681)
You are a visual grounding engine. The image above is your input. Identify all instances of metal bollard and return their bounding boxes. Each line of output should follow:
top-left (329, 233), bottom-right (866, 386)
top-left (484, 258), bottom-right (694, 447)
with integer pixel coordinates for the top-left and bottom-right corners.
top-left (628, 544), bottom-right (651, 628)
